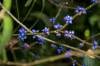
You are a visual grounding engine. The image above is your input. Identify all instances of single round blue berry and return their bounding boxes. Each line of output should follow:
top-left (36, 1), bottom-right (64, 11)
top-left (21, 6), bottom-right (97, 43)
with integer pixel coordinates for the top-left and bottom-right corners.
top-left (82, 64), bottom-right (85, 66)
top-left (79, 43), bottom-right (82, 46)
top-left (19, 29), bottom-right (23, 33)
top-left (46, 31), bottom-right (49, 35)
top-left (57, 33), bottom-right (61, 37)
top-left (59, 25), bottom-right (62, 28)
top-left (58, 46), bottom-right (62, 49)
top-left (75, 9), bottom-right (79, 13)
top-left (66, 18), bottom-right (69, 21)
top-left (18, 35), bottom-right (22, 38)
top-left (68, 20), bottom-right (72, 24)
top-left (69, 16), bottom-right (72, 20)
top-left (21, 28), bottom-right (24, 30)
top-left (32, 29), bottom-right (37, 33)
top-left (50, 19), bottom-right (52, 22)
top-left (21, 37), bottom-right (24, 41)
top-left (52, 18), bottom-right (55, 21)
top-left (77, 6), bottom-right (82, 10)
top-left (24, 30), bottom-right (27, 34)
top-left (54, 25), bottom-right (58, 29)
top-left (73, 63), bottom-right (75, 66)
top-left (71, 31), bottom-right (74, 35)
top-left (81, 7), bottom-right (84, 10)
top-left (74, 60), bottom-right (76, 63)
top-left (82, 10), bottom-right (86, 14)
top-left (94, 45), bottom-right (97, 49)
top-left (24, 36), bottom-right (27, 39)
top-left (62, 48), bottom-right (65, 50)
top-left (80, 58), bottom-right (82, 62)
top-left (66, 20), bottom-right (69, 23)
top-left (33, 35), bottom-right (36, 38)
top-left (65, 30), bottom-right (68, 34)
top-left (92, 46), bottom-right (95, 50)
top-left (65, 34), bottom-right (68, 37)
top-left (94, 41), bottom-right (98, 45)
top-left (41, 29), bottom-right (45, 32)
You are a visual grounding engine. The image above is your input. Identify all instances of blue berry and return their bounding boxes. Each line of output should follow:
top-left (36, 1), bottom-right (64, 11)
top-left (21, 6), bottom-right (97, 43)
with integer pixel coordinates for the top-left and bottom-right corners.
top-left (68, 20), bottom-right (72, 24)
top-left (82, 10), bottom-right (86, 14)
top-left (64, 34), bottom-right (68, 37)
top-left (22, 43), bottom-right (29, 50)
top-left (24, 30), bottom-right (27, 34)
top-left (73, 63), bottom-right (75, 66)
top-left (79, 43), bottom-right (82, 46)
top-left (62, 48), bottom-right (65, 50)
top-left (74, 60), bottom-right (76, 63)
top-left (18, 35), bottom-right (22, 38)
top-left (57, 33), bottom-right (61, 37)
top-left (33, 35), bottom-right (36, 39)
top-left (21, 37), bottom-right (24, 41)
top-left (80, 58), bottom-right (82, 62)
top-left (66, 20), bottom-right (69, 23)
top-left (21, 33), bottom-right (24, 36)
top-left (24, 36), bottom-right (27, 39)
top-left (81, 7), bottom-right (84, 10)
top-left (58, 46), bottom-right (62, 49)
top-left (75, 9), bottom-right (79, 13)
top-left (94, 41), bottom-right (98, 45)
top-left (94, 45), bottom-right (97, 49)
top-left (32, 29), bottom-right (37, 33)
top-left (59, 25), bottom-right (62, 28)
top-left (91, 46), bottom-right (95, 50)
top-left (71, 31), bottom-right (74, 35)
top-left (65, 30), bottom-right (69, 34)
top-left (82, 64), bottom-right (85, 66)
top-left (19, 29), bottom-right (23, 33)
top-left (41, 29), bottom-right (45, 32)
top-left (77, 6), bottom-right (82, 10)
top-left (54, 25), bottom-right (58, 29)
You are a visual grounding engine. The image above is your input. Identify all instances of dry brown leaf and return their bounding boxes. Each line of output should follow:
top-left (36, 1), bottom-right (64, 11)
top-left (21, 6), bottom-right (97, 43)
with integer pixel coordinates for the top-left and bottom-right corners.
top-left (87, 49), bottom-right (95, 58)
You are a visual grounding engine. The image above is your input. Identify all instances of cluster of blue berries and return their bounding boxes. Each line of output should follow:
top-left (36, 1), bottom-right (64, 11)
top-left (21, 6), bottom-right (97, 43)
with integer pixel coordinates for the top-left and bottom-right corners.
top-left (57, 46), bottom-right (65, 53)
top-left (37, 34), bottom-right (46, 44)
top-left (72, 60), bottom-right (76, 66)
top-left (54, 23), bottom-right (62, 29)
top-left (22, 43), bottom-right (29, 50)
top-left (51, 44), bottom-right (56, 48)
top-left (32, 29), bottom-right (39, 39)
top-left (64, 15), bottom-right (72, 24)
top-left (91, 41), bottom-right (98, 50)
top-left (92, 0), bottom-right (98, 3)
top-left (42, 27), bottom-right (49, 35)
top-left (75, 6), bottom-right (86, 14)
top-left (65, 50), bottom-right (72, 58)
top-left (49, 18), bottom-right (55, 24)
top-left (64, 30), bottom-right (75, 40)
top-left (34, 54), bottom-right (40, 58)
top-left (18, 28), bottom-right (27, 41)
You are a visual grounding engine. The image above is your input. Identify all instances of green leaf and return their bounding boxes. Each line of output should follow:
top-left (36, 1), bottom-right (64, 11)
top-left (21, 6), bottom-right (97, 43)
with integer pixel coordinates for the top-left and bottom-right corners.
top-left (89, 15), bottom-right (99, 27)
top-left (82, 55), bottom-right (99, 66)
top-left (30, 12), bottom-right (50, 27)
top-left (3, 0), bottom-right (12, 11)
top-left (0, 15), bottom-right (13, 55)
top-left (84, 29), bottom-right (90, 40)
top-left (25, 0), bottom-right (32, 7)
top-left (2, 49), bottom-right (8, 62)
